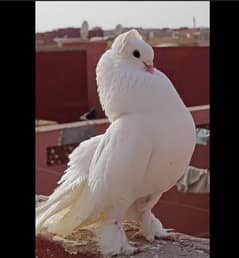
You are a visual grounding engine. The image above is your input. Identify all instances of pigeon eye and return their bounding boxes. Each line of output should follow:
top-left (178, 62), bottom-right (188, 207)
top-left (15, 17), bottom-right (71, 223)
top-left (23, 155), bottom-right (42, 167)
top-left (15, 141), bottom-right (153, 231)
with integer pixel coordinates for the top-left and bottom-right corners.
top-left (133, 50), bottom-right (140, 58)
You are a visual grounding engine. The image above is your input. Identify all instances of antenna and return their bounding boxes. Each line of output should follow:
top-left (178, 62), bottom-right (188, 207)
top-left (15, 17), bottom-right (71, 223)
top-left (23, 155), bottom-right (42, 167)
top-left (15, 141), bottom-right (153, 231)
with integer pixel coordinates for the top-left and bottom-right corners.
top-left (193, 16), bottom-right (196, 28)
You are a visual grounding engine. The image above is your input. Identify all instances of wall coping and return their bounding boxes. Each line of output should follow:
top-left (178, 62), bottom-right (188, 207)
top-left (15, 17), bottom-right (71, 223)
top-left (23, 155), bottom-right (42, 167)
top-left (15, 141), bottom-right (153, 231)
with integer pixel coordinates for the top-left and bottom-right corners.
top-left (36, 105), bottom-right (209, 133)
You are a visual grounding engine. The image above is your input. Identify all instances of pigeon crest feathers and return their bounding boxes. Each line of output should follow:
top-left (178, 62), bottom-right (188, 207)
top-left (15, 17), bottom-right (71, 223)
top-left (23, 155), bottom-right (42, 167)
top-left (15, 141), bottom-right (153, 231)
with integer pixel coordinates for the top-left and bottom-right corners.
top-left (111, 29), bottom-right (143, 55)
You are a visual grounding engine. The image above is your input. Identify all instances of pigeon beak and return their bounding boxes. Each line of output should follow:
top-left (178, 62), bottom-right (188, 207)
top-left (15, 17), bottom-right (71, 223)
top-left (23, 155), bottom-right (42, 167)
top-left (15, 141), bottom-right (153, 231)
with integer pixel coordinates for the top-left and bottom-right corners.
top-left (143, 61), bottom-right (154, 74)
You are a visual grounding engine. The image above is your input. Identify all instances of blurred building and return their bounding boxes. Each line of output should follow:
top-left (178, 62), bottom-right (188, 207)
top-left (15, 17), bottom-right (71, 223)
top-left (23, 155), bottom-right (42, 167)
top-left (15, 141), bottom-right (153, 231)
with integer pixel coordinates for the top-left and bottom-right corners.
top-left (36, 25), bottom-right (104, 47)
top-left (172, 27), bottom-right (209, 42)
top-left (36, 24), bottom-right (209, 49)
top-left (88, 26), bottom-right (104, 38)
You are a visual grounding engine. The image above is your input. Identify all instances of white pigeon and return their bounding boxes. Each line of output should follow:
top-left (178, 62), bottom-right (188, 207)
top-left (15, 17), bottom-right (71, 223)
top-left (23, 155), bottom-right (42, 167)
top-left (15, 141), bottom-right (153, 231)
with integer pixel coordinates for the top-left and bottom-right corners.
top-left (36, 29), bottom-right (196, 256)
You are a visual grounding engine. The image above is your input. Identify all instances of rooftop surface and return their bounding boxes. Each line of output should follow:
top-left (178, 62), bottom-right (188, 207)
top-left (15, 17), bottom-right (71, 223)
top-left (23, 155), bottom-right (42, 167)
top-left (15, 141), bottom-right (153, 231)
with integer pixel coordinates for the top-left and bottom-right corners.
top-left (36, 195), bottom-right (209, 258)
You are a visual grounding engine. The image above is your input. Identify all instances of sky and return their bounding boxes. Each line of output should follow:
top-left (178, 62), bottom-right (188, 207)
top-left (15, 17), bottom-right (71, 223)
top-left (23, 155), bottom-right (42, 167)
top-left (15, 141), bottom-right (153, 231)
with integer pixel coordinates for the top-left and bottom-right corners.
top-left (36, 1), bottom-right (210, 33)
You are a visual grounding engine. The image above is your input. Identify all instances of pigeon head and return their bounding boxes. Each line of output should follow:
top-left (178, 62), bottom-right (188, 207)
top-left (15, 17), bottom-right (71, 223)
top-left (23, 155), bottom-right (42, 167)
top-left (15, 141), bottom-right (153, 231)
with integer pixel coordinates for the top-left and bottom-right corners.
top-left (111, 29), bottom-right (155, 74)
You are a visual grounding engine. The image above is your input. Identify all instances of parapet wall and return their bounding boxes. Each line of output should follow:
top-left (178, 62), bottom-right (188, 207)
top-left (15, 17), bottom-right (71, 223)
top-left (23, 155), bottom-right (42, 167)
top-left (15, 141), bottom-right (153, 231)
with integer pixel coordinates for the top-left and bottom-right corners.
top-left (36, 45), bottom-right (209, 123)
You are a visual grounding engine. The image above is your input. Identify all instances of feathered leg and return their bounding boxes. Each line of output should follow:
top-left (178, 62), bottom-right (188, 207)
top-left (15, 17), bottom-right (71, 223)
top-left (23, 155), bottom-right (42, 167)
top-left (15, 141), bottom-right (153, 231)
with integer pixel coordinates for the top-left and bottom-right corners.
top-left (94, 222), bottom-right (138, 256)
top-left (93, 203), bottom-right (139, 256)
top-left (126, 193), bottom-right (175, 242)
top-left (139, 211), bottom-right (175, 242)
